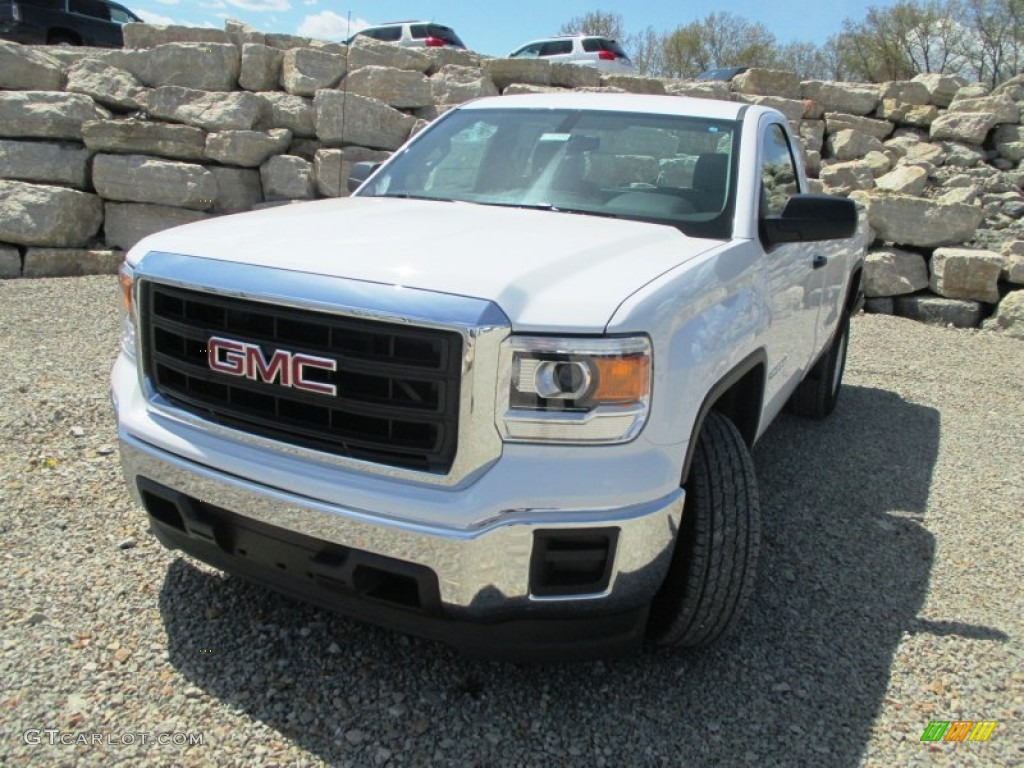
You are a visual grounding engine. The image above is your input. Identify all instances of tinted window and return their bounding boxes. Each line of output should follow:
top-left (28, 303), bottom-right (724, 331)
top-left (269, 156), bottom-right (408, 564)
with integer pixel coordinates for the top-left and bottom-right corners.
top-left (761, 124), bottom-right (800, 217)
top-left (539, 40), bottom-right (573, 56)
top-left (511, 42), bottom-right (543, 58)
top-left (361, 26), bottom-right (401, 42)
top-left (107, 3), bottom-right (135, 23)
top-left (69, 0), bottom-right (110, 18)
top-left (582, 37), bottom-right (628, 58)
top-left (20, 0), bottom-right (65, 8)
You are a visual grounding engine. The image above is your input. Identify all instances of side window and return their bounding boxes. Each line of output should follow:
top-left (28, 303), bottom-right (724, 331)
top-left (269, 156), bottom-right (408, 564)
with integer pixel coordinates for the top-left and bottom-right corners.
top-left (69, 0), bottom-right (110, 18)
top-left (540, 40), bottom-right (573, 56)
top-left (409, 24), bottom-right (427, 39)
top-left (760, 124), bottom-right (799, 218)
top-left (364, 26), bottom-right (401, 42)
top-left (512, 42), bottom-right (543, 58)
top-left (108, 4), bottom-right (134, 23)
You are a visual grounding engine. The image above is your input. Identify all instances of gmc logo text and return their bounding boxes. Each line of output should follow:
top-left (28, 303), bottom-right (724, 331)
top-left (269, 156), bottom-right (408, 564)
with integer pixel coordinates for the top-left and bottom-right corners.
top-left (206, 336), bottom-right (338, 397)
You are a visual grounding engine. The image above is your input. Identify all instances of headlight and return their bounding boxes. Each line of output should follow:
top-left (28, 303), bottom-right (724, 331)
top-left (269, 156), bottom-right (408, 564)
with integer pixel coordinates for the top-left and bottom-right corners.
top-left (118, 261), bottom-right (137, 359)
top-left (497, 335), bottom-right (652, 444)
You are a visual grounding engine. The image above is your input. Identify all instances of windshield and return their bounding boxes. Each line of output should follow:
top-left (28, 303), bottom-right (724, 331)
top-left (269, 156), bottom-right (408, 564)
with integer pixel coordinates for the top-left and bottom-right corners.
top-left (356, 108), bottom-right (739, 239)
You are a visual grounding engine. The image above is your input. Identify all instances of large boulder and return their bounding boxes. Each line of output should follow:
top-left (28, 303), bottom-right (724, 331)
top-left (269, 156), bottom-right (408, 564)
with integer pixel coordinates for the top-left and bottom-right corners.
top-left (877, 80), bottom-right (931, 107)
top-left (429, 65), bottom-right (499, 104)
top-left (849, 191), bottom-right (983, 247)
top-left (0, 41), bottom-right (64, 90)
top-left (0, 92), bottom-right (110, 140)
top-left (22, 248), bottom-right (122, 278)
top-left (208, 166), bottom-right (262, 213)
top-left (893, 295), bottom-right (982, 328)
top-left (280, 48), bottom-right (347, 96)
top-left (205, 128), bottom-right (292, 167)
top-left (347, 36), bottom-right (431, 73)
top-left (929, 112), bottom-right (998, 145)
top-left (225, 18), bottom-right (264, 48)
top-left (948, 94), bottom-right (1019, 124)
top-left (122, 23), bottom-right (229, 48)
top-left (733, 68), bottom-right (801, 99)
top-left (819, 161), bottom-right (875, 196)
top-left (875, 165), bottom-right (929, 196)
top-left (992, 124), bottom-right (1024, 163)
top-left (826, 129), bottom-right (885, 161)
top-left (0, 139), bottom-right (91, 189)
top-left (864, 248), bottom-right (929, 296)
top-left (103, 43), bottom-right (239, 91)
top-left (260, 155), bottom-right (315, 200)
top-left (928, 247), bottom-right (1004, 303)
top-left (255, 92), bottom-right (315, 137)
top-left (550, 62), bottom-right (602, 89)
top-left (344, 66), bottom-right (432, 109)
top-left (239, 44), bottom-right (283, 92)
top-left (800, 81), bottom-right (879, 115)
top-left (912, 73), bottom-right (963, 107)
top-left (877, 101), bottom-right (939, 127)
top-left (65, 60), bottom-right (147, 111)
top-left (313, 147), bottom-right (390, 197)
top-left (600, 75), bottom-right (666, 94)
top-left (824, 112), bottom-right (893, 140)
top-left (982, 290), bottom-right (1024, 339)
top-left (0, 245), bottom-right (20, 278)
top-left (82, 119), bottom-right (206, 161)
top-left (0, 180), bottom-right (102, 247)
top-left (484, 58), bottom-right (551, 90)
top-left (103, 202), bottom-right (211, 250)
top-left (1002, 241), bottom-right (1024, 285)
top-left (144, 87), bottom-right (264, 131)
top-left (92, 154), bottom-right (216, 210)
top-left (314, 91), bottom-right (416, 150)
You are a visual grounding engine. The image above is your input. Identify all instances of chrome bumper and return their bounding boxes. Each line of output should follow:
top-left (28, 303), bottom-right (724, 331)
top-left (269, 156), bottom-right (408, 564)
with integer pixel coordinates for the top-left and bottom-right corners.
top-left (119, 433), bottom-right (684, 617)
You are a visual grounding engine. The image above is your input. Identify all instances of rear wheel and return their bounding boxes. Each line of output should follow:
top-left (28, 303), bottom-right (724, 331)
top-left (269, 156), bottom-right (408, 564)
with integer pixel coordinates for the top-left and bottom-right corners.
top-left (786, 311), bottom-right (850, 420)
top-left (648, 411), bottom-right (761, 648)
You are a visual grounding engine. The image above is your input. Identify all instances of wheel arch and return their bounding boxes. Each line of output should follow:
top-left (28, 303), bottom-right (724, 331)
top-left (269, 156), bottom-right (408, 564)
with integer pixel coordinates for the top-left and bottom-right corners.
top-left (680, 349), bottom-right (766, 482)
top-left (46, 27), bottom-right (82, 44)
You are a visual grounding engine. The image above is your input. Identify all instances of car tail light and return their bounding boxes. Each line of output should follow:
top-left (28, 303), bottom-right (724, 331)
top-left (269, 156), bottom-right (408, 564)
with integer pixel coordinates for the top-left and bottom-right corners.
top-left (424, 36), bottom-right (445, 47)
top-left (598, 50), bottom-right (616, 60)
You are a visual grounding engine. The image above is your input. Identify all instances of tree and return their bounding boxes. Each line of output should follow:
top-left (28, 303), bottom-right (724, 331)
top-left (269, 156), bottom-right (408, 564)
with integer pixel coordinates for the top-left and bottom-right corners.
top-left (626, 26), bottom-right (665, 76)
top-left (558, 10), bottom-right (626, 41)
top-left (963, 0), bottom-right (1024, 85)
top-left (661, 12), bottom-right (779, 78)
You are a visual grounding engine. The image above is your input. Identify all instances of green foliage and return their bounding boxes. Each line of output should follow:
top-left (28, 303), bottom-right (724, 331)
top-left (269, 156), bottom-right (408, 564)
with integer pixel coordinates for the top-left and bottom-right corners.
top-left (558, 0), bottom-right (1022, 84)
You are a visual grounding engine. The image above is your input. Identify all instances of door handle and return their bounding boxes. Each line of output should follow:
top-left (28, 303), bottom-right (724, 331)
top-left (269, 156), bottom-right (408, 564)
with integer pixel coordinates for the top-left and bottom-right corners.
top-left (812, 254), bottom-right (828, 269)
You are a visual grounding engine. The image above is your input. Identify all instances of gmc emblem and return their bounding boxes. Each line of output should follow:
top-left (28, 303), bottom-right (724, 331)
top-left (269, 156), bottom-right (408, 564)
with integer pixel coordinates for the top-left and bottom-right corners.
top-left (207, 336), bottom-right (337, 397)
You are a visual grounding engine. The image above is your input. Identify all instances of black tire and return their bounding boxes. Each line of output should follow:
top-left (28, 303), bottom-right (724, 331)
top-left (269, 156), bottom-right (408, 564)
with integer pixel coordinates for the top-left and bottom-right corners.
top-left (648, 411), bottom-right (761, 648)
top-left (47, 32), bottom-right (81, 46)
top-left (785, 311), bottom-right (850, 420)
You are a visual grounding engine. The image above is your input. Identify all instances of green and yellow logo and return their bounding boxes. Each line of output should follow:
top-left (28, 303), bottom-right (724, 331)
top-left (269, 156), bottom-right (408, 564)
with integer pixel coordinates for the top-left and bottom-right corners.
top-left (921, 720), bottom-right (997, 742)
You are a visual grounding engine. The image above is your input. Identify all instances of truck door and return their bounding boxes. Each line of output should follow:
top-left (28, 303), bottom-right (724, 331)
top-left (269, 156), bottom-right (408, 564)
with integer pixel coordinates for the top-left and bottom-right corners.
top-left (757, 120), bottom-right (825, 415)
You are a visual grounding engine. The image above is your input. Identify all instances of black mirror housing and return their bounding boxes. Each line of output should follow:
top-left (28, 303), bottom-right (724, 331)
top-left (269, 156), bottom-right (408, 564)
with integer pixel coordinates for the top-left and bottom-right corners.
top-left (762, 194), bottom-right (858, 246)
top-left (347, 161), bottom-right (382, 193)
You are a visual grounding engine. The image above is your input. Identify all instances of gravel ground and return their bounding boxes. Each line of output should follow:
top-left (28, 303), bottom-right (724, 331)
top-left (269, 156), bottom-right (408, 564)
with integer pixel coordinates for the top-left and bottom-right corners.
top-left (1, 275), bottom-right (1021, 767)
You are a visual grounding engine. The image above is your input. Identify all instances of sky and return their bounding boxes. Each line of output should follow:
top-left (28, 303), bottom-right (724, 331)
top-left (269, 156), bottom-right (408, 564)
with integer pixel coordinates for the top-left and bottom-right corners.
top-left (131, 0), bottom-right (901, 58)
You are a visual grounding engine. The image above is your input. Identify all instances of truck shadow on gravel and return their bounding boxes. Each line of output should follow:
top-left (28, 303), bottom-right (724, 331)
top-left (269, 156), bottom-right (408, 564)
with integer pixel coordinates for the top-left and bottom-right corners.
top-left (157, 383), bottom-right (1003, 766)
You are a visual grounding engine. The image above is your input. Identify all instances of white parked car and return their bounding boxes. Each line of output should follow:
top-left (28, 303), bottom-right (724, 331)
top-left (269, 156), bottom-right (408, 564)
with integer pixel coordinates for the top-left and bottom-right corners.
top-left (508, 34), bottom-right (634, 73)
top-left (347, 20), bottom-right (465, 49)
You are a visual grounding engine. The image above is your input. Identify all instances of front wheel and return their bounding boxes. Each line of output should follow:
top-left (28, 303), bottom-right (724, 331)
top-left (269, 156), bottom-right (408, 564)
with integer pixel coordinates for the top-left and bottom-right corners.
top-left (648, 411), bottom-right (761, 648)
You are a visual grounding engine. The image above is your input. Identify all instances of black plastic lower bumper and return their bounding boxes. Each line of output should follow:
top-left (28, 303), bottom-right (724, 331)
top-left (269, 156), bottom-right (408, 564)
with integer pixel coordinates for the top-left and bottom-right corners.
top-left (138, 477), bottom-right (649, 660)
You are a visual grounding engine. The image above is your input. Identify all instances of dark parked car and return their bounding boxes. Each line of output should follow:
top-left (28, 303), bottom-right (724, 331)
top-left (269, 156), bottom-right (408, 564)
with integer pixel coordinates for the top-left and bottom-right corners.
top-left (0, 0), bottom-right (141, 47)
top-left (695, 66), bottom-right (748, 82)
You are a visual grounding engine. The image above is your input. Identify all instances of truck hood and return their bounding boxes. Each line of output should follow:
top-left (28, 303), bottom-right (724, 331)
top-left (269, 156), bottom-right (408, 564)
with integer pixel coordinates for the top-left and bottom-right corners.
top-left (132, 197), bottom-right (719, 332)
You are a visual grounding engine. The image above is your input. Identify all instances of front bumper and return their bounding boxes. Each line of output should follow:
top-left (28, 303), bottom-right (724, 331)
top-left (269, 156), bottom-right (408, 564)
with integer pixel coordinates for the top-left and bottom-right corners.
top-left (120, 434), bottom-right (684, 657)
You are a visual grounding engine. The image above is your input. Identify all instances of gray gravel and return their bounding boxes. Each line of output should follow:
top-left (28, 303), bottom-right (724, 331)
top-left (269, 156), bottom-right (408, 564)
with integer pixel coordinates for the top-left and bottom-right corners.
top-left (1, 275), bottom-right (1022, 767)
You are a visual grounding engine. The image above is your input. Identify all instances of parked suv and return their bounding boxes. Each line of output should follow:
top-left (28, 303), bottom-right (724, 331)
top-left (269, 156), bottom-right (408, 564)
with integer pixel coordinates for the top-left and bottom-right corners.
top-left (348, 20), bottom-right (466, 49)
top-left (0, 0), bottom-right (140, 46)
top-left (509, 34), bottom-right (634, 73)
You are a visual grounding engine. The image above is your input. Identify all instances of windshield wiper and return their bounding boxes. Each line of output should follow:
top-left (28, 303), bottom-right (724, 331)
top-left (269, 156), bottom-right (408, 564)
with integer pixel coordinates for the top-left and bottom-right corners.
top-left (374, 193), bottom-right (454, 202)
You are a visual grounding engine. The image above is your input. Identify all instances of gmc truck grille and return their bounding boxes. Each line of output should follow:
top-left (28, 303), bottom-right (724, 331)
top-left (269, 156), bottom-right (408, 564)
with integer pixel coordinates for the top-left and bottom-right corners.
top-left (141, 283), bottom-right (463, 474)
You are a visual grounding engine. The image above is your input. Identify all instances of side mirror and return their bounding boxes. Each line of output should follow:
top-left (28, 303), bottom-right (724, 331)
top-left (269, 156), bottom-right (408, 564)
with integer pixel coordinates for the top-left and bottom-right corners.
top-left (347, 161), bottom-right (382, 193)
top-left (761, 194), bottom-right (858, 246)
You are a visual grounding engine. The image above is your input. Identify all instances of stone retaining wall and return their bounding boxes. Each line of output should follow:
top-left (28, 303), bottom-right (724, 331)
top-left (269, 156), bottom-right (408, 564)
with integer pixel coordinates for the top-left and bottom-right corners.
top-left (0, 20), bottom-right (1022, 338)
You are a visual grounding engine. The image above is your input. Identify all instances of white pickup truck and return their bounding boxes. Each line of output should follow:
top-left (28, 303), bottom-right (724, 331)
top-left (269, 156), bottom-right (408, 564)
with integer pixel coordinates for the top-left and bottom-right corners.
top-left (111, 93), bottom-right (863, 658)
